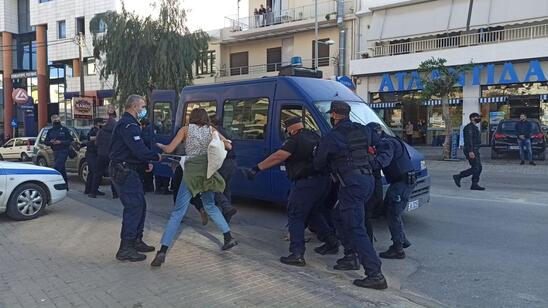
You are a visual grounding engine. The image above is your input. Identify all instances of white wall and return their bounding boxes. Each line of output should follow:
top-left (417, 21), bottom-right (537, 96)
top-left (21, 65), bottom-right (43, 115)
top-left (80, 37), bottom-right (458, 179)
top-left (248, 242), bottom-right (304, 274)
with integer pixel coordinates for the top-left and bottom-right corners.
top-left (0, 0), bottom-right (19, 34)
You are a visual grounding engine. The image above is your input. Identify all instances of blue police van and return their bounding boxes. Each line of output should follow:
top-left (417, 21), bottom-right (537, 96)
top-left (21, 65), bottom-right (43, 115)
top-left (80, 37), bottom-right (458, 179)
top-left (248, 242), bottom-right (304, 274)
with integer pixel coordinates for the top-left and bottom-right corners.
top-left (150, 74), bottom-right (430, 211)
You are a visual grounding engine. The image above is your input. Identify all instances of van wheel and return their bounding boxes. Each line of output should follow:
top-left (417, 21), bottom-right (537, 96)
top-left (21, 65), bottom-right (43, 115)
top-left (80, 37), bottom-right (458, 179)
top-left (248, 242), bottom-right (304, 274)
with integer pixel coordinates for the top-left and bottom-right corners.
top-left (6, 183), bottom-right (47, 221)
top-left (79, 160), bottom-right (88, 183)
top-left (20, 153), bottom-right (30, 162)
top-left (37, 156), bottom-right (48, 167)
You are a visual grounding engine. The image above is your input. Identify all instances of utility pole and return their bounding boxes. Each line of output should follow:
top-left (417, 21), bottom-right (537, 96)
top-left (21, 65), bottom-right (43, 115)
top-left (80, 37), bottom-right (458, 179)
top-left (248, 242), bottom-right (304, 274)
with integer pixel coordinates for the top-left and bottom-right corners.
top-left (337, 0), bottom-right (345, 76)
top-left (314, 0), bottom-right (318, 69)
top-left (77, 32), bottom-right (85, 96)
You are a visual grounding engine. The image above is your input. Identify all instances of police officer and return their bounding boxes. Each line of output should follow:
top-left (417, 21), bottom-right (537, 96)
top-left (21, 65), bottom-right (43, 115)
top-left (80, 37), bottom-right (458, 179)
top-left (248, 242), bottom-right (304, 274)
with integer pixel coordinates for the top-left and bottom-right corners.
top-left (453, 113), bottom-right (485, 190)
top-left (93, 110), bottom-right (118, 199)
top-left (366, 122), bottom-right (416, 259)
top-left (314, 101), bottom-right (387, 290)
top-left (45, 114), bottom-right (74, 185)
top-left (244, 116), bottom-right (338, 266)
top-left (110, 95), bottom-right (161, 262)
top-left (85, 118), bottom-right (105, 196)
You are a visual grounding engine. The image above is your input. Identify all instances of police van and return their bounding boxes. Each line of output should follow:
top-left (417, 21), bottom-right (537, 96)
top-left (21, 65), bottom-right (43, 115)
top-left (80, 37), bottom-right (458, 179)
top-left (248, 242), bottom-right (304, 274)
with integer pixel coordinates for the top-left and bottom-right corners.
top-left (151, 68), bottom-right (430, 211)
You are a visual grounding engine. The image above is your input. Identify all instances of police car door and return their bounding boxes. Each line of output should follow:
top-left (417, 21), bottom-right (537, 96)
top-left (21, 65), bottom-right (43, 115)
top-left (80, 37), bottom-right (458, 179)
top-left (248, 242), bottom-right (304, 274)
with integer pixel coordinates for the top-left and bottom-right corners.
top-left (150, 90), bottom-right (177, 178)
top-left (271, 102), bottom-right (323, 202)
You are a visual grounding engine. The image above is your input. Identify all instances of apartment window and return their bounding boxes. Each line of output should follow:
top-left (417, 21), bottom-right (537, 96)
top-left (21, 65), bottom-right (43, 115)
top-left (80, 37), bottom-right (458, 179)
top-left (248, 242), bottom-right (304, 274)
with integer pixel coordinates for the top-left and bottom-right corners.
top-left (58, 20), bottom-right (66, 39)
top-left (196, 50), bottom-right (216, 76)
top-left (223, 97), bottom-right (269, 140)
top-left (267, 47), bottom-right (282, 72)
top-left (312, 39), bottom-right (330, 67)
top-left (86, 58), bottom-right (96, 75)
top-left (98, 18), bottom-right (107, 33)
top-left (76, 17), bottom-right (85, 35)
top-left (230, 52), bottom-right (248, 76)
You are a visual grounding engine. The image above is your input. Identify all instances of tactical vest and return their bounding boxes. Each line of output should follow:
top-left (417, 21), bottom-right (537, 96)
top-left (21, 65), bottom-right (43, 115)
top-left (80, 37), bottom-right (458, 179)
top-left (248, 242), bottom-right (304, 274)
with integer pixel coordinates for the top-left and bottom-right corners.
top-left (330, 122), bottom-right (372, 174)
top-left (383, 136), bottom-right (415, 184)
top-left (286, 129), bottom-right (321, 180)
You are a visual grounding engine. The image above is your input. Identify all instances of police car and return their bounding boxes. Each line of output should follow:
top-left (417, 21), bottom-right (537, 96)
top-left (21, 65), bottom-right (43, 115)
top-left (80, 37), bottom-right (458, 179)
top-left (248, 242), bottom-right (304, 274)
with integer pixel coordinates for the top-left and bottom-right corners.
top-left (0, 161), bottom-right (67, 220)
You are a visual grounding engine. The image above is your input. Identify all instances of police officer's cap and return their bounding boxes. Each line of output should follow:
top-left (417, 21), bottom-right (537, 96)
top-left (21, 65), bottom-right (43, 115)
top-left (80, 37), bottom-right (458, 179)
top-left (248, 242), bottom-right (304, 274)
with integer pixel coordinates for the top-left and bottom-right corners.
top-left (283, 116), bottom-right (302, 128)
top-left (93, 118), bottom-right (105, 125)
top-left (326, 100), bottom-right (351, 116)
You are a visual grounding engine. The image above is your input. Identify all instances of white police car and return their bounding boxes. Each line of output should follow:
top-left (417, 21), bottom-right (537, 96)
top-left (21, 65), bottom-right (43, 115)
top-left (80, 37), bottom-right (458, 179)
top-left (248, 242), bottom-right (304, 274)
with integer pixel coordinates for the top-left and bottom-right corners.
top-left (0, 161), bottom-right (67, 220)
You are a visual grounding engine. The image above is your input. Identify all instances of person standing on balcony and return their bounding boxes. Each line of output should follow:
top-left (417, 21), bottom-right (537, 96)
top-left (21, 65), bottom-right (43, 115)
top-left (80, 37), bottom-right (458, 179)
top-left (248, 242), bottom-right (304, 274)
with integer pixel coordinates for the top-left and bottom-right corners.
top-left (254, 8), bottom-right (260, 28)
top-left (516, 113), bottom-right (536, 166)
top-left (259, 4), bottom-right (266, 26)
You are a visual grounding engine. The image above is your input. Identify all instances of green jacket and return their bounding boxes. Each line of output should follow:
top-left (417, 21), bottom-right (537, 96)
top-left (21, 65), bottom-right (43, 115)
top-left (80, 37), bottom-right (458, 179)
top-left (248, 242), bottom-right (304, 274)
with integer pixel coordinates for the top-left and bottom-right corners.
top-left (183, 155), bottom-right (225, 197)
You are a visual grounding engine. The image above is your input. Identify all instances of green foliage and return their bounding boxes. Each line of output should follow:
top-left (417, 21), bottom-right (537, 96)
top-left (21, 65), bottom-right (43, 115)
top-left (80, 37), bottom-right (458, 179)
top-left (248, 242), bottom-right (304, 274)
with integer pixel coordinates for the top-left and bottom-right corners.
top-left (418, 57), bottom-right (471, 100)
top-left (90, 0), bottom-right (209, 106)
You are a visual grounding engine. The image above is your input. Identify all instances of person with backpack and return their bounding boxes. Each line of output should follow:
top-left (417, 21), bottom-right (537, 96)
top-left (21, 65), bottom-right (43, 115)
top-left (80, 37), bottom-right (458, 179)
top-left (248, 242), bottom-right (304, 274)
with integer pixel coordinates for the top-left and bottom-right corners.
top-left (90, 110), bottom-right (118, 198)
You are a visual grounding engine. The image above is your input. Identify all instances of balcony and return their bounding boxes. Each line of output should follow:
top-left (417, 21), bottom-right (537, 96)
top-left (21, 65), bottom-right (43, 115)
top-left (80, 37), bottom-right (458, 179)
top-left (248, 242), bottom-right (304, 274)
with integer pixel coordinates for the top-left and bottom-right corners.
top-left (366, 22), bottom-right (548, 58)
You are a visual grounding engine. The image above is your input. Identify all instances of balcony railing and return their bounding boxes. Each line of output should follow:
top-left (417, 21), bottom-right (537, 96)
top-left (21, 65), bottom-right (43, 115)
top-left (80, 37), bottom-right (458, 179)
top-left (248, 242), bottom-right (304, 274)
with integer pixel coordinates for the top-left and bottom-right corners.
top-left (218, 57), bottom-right (334, 78)
top-left (225, 1), bottom-right (354, 32)
top-left (366, 23), bottom-right (548, 57)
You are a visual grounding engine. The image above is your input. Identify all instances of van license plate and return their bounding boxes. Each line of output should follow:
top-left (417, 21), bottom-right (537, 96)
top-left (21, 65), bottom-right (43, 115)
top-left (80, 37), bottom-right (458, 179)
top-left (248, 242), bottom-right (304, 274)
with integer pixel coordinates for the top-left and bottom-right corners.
top-left (509, 146), bottom-right (519, 150)
top-left (407, 200), bottom-right (419, 211)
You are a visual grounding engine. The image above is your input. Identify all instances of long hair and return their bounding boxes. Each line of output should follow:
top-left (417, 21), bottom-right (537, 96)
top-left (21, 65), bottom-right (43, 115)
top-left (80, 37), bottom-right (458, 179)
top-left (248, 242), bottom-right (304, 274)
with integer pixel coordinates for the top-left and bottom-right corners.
top-left (188, 108), bottom-right (210, 126)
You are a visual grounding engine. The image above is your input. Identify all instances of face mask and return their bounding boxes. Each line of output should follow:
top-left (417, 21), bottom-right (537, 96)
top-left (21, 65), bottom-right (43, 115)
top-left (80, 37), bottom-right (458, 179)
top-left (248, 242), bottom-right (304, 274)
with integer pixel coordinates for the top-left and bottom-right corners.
top-left (53, 121), bottom-right (61, 127)
top-left (474, 118), bottom-right (481, 124)
top-left (137, 108), bottom-right (147, 120)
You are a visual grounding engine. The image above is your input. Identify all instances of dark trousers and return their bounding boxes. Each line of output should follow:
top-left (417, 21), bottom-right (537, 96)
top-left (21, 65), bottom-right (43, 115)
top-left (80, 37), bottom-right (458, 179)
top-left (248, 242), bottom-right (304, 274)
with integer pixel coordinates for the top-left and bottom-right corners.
top-left (384, 181), bottom-right (415, 244)
top-left (53, 149), bottom-right (69, 183)
top-left (155, 175), bottom-right (171, 193)
top-left (287, 176), bottom-right (334, 255)
top-left (112, 170), bottom-right (147, 240)
top-left (364, 171), bottom-right (383, 241)
top-left (460, 151), bottom-right (482, 184)
top-left (92, 155), bottom-right (117, 196)
top-left (336, 174), bottom-right (382, 276)
top-left (214, 158), bottom-right (236, 212)
top-left (84, 152), bottom-right (98, 194)
top-left (143, 170), bottom-right (154, 192)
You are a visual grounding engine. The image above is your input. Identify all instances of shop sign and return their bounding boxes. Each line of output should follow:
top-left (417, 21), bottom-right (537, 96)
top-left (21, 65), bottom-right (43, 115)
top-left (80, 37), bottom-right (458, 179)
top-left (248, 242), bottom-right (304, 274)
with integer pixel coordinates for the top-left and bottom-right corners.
top-left (11, 71), bottom-right (37, 79)
top-left (489, 111), bottom-right (505, 125)
top-left (73, 97), bottom-right (94, 120)
top-left (379, 60), bottom-right (547, 92)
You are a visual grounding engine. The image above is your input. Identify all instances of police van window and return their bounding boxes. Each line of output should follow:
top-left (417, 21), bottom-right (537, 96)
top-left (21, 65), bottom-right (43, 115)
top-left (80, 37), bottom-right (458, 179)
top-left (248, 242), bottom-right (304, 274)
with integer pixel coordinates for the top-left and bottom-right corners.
top-left (184, 101), bottom-right (217, 125)
top-left (153, 102), bottom-right (173, 135)
top-left (280, 105), bottom-right (320, 140)
top-left (223, 98), bottom-right (269, 140)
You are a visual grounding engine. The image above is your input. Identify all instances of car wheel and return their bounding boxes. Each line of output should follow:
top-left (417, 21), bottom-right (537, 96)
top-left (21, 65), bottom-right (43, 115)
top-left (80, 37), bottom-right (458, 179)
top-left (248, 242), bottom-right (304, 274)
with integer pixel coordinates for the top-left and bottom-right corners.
top-left (20, 153), bottom-right (30, 162)
top-left (37, 156), bottom-right (48, 167)
top-left (79, 160), bottom-right (88, 183)
top-left (6, 183), bottom-right (48, 221)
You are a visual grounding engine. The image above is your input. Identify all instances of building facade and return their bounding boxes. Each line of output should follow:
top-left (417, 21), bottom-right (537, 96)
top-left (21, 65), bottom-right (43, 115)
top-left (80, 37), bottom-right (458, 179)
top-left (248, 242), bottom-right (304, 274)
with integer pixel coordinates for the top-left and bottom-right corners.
top-left (350, 0), bottom-right (548, 145)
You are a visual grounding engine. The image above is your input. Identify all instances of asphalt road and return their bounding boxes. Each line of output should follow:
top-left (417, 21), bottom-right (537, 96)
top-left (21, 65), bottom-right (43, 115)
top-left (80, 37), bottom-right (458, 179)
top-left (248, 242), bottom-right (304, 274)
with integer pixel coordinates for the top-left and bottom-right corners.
top-left (64, 160), bottom-right (548, 307)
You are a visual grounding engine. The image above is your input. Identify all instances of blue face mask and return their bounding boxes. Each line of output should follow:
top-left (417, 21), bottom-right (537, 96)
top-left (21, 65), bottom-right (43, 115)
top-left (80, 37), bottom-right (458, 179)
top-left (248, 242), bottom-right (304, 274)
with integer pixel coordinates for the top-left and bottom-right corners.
top-left (137, 108), bottom-right (147, 120)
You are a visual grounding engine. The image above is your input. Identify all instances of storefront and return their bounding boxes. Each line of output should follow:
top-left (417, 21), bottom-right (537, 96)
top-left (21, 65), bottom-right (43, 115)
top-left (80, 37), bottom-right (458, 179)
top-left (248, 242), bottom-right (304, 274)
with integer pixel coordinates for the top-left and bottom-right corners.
top-left (62, 89), bottom-right (115, 128)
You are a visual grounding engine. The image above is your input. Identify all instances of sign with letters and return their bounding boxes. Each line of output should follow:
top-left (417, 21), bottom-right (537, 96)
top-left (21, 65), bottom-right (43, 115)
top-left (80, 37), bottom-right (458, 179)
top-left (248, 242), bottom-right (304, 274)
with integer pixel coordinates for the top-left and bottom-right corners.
top-left (378, 60), bottom-right (547, 92)
top-left (73, 97), bottom-right (94, 120)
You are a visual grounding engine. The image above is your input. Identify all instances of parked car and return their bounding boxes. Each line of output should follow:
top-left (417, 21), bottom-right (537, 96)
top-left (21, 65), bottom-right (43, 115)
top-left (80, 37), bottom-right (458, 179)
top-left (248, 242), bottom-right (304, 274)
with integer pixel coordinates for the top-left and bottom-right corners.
top-left (0, 137), bottom-right (36, 161)
top-left (491, 119), bottom-right (546, 160)
top-left (0, 161), bottom-right (67, 220)
top-left (32, 126), bottom-right (89, 182)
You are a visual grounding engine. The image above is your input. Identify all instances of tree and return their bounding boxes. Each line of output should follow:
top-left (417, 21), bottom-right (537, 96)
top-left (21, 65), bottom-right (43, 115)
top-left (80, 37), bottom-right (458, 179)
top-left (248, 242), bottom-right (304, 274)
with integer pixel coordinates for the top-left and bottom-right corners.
top-left (418, 58), bottom-right (471, 159)
top-left (90, 0), bottom-right (209, 107)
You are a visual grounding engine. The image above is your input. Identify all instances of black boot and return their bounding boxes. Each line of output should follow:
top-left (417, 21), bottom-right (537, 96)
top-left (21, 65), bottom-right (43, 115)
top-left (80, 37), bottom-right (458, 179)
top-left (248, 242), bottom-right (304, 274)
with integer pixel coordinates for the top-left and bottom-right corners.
top-left (135, 238), bottom-right (155, 252)
top-left (222, 232), bottom-right (238, 250)
top-left (353, 273), bottom-right (388, 290)
top-left (314, 235), bottom-right (339, 255)
top-left (336, 253), bottom-right (355, 264)
top-left (379, 243), bottom-right (405, 259)
top-left (334, 253), bottom-right (360, 270)
top-left (452, 174), bottom-right (461, 188)
top-left (402, 238), bottom-right (412, 249)
top-left (116, 240), bottom-right (146, 262)
top-left (470, 183), bottom-right (485, 191)
top-left (280, 254), bottom-right (306, 267)
top-left (150, 251), bottom-right (166, 267)
top-left (520, 160), bottom-right (525, 165)
top-left (222, 207), bottom-right (238, 224)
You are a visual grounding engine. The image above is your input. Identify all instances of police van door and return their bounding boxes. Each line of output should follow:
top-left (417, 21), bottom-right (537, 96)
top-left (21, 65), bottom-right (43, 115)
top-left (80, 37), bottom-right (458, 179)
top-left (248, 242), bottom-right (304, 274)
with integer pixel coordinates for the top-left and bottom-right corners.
top-left (151, 90), bottom-right (177, 177)
top-left (271, 101), bottom-right (323, 201)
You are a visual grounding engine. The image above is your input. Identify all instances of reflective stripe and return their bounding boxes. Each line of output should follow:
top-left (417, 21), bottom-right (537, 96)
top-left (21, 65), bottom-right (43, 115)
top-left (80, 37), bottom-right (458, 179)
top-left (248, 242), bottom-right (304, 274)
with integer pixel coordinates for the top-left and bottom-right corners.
top-left (0, 169), bottom-right (60, 175)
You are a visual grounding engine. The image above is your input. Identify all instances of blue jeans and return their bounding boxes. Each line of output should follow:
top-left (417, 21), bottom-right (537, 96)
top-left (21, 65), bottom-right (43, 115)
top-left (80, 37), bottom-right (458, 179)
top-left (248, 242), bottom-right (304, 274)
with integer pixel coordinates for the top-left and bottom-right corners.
top-left (385, 181), bottom-right (415, 244)
top-left (160, 180), bottom-right (230, 248)
top-left (518, 138), bottom-right (533, 162)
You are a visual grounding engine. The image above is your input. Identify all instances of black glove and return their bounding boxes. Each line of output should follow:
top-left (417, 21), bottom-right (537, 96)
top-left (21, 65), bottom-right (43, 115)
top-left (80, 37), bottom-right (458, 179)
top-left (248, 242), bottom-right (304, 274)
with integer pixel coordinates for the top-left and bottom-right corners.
top-left (241, 165), bottom-right (260, 180)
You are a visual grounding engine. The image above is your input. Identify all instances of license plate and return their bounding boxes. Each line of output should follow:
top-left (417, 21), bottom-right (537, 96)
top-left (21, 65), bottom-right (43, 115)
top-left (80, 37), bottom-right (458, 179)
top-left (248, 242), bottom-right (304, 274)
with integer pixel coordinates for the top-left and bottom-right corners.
top-left (407, 200), bottom-right (419, 211)
top-left (509, 146), bottom-right (519, 150)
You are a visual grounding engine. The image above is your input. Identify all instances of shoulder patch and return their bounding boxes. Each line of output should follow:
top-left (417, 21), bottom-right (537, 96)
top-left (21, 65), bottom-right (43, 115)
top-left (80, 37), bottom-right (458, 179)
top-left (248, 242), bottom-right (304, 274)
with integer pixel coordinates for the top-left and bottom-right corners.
top-left (133, 135), bottom-right (141, 141)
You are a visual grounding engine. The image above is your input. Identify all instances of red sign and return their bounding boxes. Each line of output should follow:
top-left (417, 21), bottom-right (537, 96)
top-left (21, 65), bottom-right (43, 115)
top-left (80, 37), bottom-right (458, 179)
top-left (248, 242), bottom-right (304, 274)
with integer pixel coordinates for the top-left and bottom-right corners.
top-left (12, 88), bottom-right (29, 104)
top-left (72, 97), bottom-right (94, 120)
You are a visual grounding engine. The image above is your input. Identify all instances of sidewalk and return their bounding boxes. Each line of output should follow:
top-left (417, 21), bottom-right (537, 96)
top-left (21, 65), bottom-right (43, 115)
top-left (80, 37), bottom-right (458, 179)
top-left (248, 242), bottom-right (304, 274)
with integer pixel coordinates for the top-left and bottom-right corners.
top-left (415, 146), bottom-right (547, 165)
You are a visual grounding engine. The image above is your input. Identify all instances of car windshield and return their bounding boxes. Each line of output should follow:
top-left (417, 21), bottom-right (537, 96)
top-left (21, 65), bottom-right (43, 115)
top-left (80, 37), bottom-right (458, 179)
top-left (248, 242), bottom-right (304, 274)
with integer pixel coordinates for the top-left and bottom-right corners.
top-left (314, 101), bottom-right (394, 136)
top-left (500, 121), bottom-right (540, 134)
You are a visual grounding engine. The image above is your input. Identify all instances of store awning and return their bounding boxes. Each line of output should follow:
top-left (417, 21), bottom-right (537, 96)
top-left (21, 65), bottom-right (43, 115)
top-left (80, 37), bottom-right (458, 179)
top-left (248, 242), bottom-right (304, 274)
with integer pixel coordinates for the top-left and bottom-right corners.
top-left (479, 96), bottom-right (508, 104)
top-left (541, 94), bottom-right (548, 101)
top-left (64, 92), bottom-right (79, 100)
top-left (422, 99), bottom-right (463, 106)
top-left (369, 102), bottom-right (399, 109)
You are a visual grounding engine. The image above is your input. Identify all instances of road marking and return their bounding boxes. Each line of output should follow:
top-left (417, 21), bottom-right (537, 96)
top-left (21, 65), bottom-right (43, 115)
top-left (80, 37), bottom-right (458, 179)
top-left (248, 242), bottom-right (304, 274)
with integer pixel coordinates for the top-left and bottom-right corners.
top-left (431, 193), bottom-right (548, 207)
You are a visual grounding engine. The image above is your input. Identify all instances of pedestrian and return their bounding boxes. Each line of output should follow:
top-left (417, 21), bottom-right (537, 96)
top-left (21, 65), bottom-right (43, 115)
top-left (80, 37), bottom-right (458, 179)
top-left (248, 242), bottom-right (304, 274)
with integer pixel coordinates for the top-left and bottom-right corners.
top-left (44, 114), bottom-right (74, 185)
top-left (453, 112), bottom-right (485, 190)
top-left (84, 118), bottom-right (105, 196)
top-left (140, 118), bottom-right (155, 192)
top-left (91, 110), bottom-right (118, 199)
top-left (366, 122), bottom-right (416, 259)
top-left (109, 95), bottom-right (161, 262)
top-left (516, 113), bottom-right (536, 166)
top-left (313, 101), bottom-right (387, 290)
top-left (405, 121), bottom-right (414, 145)
top-left (150, 108), bottom-right (237, 267)
top-left (243, 116), bottom-right (339, 267)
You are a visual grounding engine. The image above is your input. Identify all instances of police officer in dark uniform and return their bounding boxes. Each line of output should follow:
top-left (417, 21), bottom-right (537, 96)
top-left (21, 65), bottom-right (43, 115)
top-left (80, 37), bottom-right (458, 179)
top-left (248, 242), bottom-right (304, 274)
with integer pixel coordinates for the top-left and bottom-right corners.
top-left (244, 116), bottom-right (338, 266)
top-left (85, 118), bottom-right (105, 196)
top-left (110, 95), bottom-right (161, 262)
top-left (45, 114), bottom-right (74, 185)
top-left (314, 101), bottom-right (387, 290)
top-left (453, 112), bottom-right (485, 190)
top-left (366, 122), bottom-right (416, 259)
